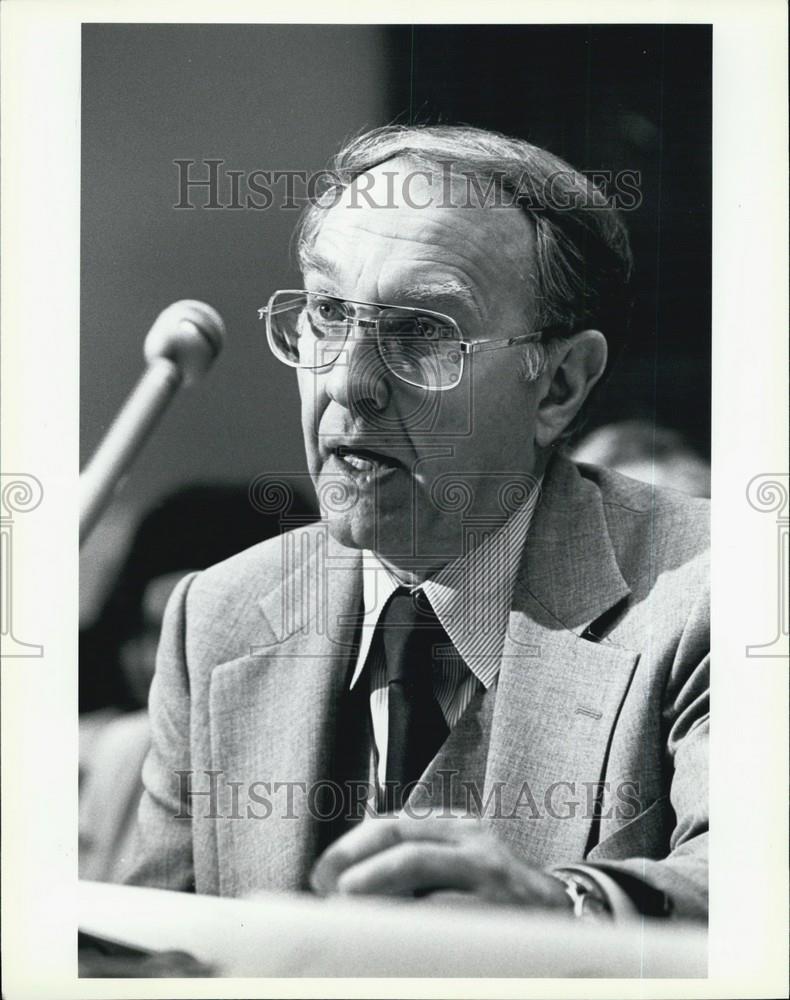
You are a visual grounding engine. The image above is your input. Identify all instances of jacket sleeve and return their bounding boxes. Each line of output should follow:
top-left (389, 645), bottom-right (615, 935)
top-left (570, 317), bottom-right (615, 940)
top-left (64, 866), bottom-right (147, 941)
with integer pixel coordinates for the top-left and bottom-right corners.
top-left (580, 583), bottom-right (710, 920)
top-left (119, 571), bottom-right (199, 892)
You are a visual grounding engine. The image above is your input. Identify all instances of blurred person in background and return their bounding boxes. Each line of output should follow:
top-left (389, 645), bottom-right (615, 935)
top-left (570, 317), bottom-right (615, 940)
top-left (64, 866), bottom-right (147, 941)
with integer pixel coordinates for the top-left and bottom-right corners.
top-left (570, 420), bottom-right (710, 498)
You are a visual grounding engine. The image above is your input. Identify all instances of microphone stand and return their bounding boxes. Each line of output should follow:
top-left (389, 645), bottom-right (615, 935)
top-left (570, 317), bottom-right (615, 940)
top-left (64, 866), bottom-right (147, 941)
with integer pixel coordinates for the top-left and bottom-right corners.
top-left (79, 358), bottom-right (182, 545)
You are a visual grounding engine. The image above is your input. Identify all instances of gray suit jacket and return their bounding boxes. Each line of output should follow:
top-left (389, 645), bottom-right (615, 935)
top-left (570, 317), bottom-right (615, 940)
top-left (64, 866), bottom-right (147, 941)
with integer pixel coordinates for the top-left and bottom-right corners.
top-left (124, 456), bottom-right (709, 919)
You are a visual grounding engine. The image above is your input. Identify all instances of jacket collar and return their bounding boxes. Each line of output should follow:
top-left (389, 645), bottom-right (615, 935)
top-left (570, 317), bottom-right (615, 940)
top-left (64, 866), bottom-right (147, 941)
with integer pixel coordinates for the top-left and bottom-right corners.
top-left (516, 453), bottom-right (630, 633)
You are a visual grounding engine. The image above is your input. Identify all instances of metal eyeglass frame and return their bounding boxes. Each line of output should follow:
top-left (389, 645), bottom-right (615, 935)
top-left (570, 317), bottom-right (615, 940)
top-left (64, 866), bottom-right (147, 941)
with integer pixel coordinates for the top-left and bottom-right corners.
top-left (257, 289), bottom-right (545, 392)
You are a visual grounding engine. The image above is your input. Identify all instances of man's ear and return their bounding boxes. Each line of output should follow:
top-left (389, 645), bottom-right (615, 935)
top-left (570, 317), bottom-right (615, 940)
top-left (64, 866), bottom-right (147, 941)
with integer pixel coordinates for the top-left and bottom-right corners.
top-left (534, 330), bottom-right (608, 448)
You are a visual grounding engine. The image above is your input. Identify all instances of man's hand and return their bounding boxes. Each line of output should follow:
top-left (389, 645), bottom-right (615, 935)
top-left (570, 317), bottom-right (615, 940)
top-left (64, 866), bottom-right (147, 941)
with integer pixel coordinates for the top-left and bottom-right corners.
top-left (310, 811), bottom-right (573, 911)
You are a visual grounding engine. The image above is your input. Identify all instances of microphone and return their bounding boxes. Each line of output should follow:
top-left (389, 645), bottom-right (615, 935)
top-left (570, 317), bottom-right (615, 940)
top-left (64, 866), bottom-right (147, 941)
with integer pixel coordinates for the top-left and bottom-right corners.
top-left (79, 300), bottom-right (226, 546)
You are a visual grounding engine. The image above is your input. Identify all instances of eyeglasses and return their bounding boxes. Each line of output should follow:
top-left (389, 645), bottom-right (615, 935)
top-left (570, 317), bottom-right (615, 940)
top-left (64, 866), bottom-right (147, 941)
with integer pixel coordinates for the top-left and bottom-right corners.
top-left (258, 290), bottom-right (545, 392)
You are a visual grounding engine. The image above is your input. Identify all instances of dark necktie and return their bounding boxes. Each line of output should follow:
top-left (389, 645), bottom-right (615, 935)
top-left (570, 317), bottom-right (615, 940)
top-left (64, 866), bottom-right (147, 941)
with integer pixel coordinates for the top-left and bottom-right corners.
top-left (380, 586), bottom-right (451, 812)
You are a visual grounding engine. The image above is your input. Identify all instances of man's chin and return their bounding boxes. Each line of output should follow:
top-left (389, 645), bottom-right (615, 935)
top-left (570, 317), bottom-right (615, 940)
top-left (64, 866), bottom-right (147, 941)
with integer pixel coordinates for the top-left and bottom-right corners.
top-left (311, 464), bottom-right (400, 552)
top-left (321, 508), bottom-right (387, 553)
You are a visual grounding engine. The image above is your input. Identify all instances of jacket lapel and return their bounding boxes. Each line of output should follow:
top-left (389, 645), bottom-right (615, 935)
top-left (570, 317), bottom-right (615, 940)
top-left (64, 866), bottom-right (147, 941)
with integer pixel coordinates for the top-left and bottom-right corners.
top-left (407, 684), bottom-right (497, 814)
top-left (208, 524), bottom-right (362, 895)
top-left (484, 457), bottom-right (640, 868)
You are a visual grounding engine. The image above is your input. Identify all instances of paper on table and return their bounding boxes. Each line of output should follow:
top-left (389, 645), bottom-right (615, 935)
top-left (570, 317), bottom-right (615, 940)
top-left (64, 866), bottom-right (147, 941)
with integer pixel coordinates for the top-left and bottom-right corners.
top-left (78, 879), bottom-right (707, 978)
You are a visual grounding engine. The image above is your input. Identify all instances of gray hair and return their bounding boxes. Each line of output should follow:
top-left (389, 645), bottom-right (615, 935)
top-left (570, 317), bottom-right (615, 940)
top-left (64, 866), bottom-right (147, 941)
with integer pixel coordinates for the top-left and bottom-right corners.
top-left (295, 124), bottom-right (633, 382)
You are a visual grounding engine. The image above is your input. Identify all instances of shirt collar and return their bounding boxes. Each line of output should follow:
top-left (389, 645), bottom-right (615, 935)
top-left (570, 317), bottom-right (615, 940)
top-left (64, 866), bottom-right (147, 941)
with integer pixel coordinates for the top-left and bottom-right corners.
top-left (349, 480), bottom-right (542, 690)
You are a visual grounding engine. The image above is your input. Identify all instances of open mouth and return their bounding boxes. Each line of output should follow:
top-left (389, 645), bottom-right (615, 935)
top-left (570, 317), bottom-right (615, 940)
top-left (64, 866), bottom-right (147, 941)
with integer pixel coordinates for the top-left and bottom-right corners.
top-left (332, 445), bottom-right (402, 473)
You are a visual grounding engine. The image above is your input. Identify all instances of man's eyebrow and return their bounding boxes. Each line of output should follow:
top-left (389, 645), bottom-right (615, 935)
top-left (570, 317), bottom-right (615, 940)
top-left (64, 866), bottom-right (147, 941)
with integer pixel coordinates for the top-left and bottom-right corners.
top-left (394, 279), bottom-right (478, 314)
top-left (301, 250), bottom-right (477, 313)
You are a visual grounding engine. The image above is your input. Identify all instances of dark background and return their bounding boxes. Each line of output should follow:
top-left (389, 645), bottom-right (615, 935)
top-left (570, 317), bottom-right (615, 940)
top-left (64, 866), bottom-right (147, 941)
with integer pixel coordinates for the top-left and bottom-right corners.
top-left (80, 24), bottom-right (711, 679)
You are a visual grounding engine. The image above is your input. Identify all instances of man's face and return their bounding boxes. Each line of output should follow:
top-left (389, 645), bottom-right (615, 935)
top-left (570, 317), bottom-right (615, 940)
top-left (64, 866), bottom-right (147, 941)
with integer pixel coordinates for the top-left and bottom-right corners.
top-left (298, 160), bottom-right (543, 572)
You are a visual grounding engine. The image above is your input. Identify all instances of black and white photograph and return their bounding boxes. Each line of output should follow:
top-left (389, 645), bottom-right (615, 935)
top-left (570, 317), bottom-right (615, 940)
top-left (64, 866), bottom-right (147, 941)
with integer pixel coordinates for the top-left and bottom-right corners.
top-left (1, 3), bottom-right (787, 997)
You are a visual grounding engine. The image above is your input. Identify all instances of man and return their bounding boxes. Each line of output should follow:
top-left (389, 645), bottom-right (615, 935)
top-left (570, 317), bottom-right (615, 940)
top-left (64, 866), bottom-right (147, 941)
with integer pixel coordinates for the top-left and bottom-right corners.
top-left (125, 126), bottom-right (709, 922)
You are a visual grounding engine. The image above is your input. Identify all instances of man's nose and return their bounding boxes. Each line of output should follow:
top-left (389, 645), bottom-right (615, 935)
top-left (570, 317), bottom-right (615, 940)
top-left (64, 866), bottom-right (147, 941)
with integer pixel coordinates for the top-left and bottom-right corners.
top-left (323, 323), bottom-right (391, 422)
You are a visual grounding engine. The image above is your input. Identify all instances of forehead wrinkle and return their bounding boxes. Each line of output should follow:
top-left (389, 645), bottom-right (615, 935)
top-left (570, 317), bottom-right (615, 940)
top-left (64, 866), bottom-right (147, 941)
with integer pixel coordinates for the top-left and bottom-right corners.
top-left (317, 195), bottom-right (530, 250)
top-left (416, 210), bottom-right (534, 289)
top-left (317, 210), bottom-right (517, 261)
top-left (308, 206), bottom-right (534, 328)
top-left (299, 246), bottom-right (341, 281)
top-left (316, 213), bottom-right (532, 303)
top-left (312, 218), bottom-right (506, 293)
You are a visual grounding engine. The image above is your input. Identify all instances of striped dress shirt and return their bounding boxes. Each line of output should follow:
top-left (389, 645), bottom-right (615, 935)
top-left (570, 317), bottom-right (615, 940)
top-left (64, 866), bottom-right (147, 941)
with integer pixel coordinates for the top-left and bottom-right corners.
top-left (348, 483), bottom-right (542, 798)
